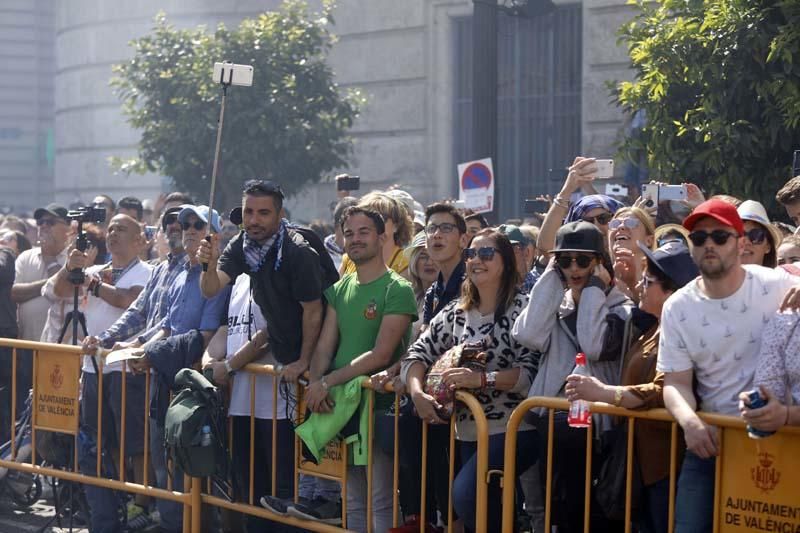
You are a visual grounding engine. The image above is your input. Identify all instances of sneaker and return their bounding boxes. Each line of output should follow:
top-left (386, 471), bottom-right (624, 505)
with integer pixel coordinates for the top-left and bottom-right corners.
top-left (259, 495), bottom-right (294, 516)
top-left (287, 497), bottom-right (342, 526)
top-left (126, 503), bottom-right (155, 531)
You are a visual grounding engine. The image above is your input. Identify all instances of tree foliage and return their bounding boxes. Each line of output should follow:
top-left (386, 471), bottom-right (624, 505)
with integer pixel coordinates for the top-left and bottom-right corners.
top-left (615, 0), bottom-right (800, 212)
top-left (111, 0), bottom-right (362, 210)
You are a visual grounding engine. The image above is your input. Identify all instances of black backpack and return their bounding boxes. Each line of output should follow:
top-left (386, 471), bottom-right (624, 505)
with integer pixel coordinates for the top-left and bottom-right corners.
top-left (164, 369), bottom-right (228, 479)
top-left (289, 225), bottom-right (340, 291)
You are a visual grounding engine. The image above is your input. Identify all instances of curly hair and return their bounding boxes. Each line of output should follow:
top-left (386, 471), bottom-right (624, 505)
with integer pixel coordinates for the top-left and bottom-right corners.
top-left (357, 192), bottom-right (413, 247)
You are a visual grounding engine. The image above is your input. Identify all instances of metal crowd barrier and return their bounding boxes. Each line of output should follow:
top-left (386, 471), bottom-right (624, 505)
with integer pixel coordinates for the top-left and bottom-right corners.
top-left (0, 338), bottom-right (493, 533)
top-left (202, 361), bottom-right (491, 533)
top-left (500, 397), bottom-right (800, 533)
top-left (0, 338), bottom-right (198, 532)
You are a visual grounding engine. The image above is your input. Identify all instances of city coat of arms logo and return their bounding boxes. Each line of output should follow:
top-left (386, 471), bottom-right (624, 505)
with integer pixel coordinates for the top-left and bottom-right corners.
top-left (751, 452), bottom-right (780, 493)
top-left (50, 364), bottom-right (64, 390)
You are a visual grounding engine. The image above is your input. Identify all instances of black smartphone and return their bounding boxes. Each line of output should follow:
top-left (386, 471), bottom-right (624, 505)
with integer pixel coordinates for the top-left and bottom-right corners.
top-left (793, 150), bottom-right (800, 177)
top-left (336, 175), bottom-right (361, 192)
top-left (524, 199), bottom-right (549, 214)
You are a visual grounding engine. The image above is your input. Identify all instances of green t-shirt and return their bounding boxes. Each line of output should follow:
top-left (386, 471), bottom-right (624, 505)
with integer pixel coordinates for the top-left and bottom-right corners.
top-left (324, 270), bottom-right (418, 409)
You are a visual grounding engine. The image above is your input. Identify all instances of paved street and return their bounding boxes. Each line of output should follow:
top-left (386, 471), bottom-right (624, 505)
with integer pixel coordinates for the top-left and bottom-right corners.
top-left (0, 492), bottom-right (88, 533)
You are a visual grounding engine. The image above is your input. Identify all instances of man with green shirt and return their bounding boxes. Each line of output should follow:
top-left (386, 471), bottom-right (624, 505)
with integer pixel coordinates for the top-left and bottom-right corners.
top-left (304, 206), bottom-right (417, 532)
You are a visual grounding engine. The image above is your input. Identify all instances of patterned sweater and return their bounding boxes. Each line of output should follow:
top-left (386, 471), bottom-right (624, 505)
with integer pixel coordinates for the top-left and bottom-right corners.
top-left (401, 291), bottom-right (538, 441)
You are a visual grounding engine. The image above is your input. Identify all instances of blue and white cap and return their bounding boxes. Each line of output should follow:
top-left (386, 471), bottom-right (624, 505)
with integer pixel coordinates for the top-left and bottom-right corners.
top-left (177, 204), bottom-right (222, 233)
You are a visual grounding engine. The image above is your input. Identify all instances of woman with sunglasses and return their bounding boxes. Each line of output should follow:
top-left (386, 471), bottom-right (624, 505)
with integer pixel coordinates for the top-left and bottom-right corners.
top-left (513, 220), bottom-right (637, 532)
top-left (737, 200), bottom-right (782, 268)
top-left (608, 207), bottom-right (655, 303)
top-left (564, 240), bottom-right (698, 533)
top-left (402, 229), bottom-right (538, 533)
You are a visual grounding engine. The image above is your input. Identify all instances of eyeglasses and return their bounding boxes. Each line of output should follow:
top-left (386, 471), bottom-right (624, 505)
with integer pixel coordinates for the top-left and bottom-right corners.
top-left (181, 220), bottom-right (206, 231)
top-left (641, 274), bottom-right (661, 288)
top-left (163, 213), bottom-right (179, 226)
top-left (688, 229), bottom-right (739, 247)
top-left (555, 254), bottom-right (595, 269)
top-left (36, 218), bottom-right (65, 227)
top-left (608, 217), bottom-right (640, 230)
top-left (426, 223), bottom-right (457, 235)
top-left (463, 247), bottom-right (499, 262)
top-left (743, 227), bottom-right (767, 245)
top-left (582, 212), bottom-right (613, 225)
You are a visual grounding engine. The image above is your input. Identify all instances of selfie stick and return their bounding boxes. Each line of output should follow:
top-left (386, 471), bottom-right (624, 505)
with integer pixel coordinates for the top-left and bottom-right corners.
top-left (204, 63), bottom-right (234, 272)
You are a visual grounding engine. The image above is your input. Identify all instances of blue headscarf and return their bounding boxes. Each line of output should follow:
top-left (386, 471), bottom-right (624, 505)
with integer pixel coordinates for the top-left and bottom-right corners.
top-left (565, 194), bottom-right (626, 223)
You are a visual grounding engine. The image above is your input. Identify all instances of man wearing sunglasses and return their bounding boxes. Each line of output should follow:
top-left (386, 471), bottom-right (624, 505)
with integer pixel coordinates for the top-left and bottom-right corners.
top-left (658, 199), bottom-right (800, 533)
top-left (10, 204), bottom-right (73, 417)
top-left (124, 204), bottom-right (231, 533)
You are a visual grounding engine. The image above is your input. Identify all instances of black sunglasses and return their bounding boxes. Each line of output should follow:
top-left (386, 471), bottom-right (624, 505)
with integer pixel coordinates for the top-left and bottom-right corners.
top-left (688, 229), bottom-right (739, 247)
top-left (463, 247), bottom-right (499, 262)
top-left (582, 212), bottom-right (613, 225)
top-left (744, 227), bottom-right (767, 245)
top-left (181, 220), bottom-right (206, 231)
top-left (555, 254), bottom-right (595, 269)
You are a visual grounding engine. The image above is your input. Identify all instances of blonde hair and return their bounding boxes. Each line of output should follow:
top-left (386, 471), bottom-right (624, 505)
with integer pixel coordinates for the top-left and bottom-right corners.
top-left (357, 192), bottom-right (413, 247)
top-left (613, 207), bottom-right (655, 235)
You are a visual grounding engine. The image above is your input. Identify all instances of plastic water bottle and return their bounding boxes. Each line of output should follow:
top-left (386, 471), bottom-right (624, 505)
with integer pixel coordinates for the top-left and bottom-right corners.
top-left (200, 425), bottom-right (212, 447)
top-left (568, 353), bottom-right (592, 428)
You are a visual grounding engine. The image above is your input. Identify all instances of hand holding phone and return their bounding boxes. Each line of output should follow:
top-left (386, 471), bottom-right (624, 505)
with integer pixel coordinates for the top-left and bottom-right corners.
top-left (594, 159), bottom-right (614, 179)
top-left (336, 174), bottom-right (360, 192)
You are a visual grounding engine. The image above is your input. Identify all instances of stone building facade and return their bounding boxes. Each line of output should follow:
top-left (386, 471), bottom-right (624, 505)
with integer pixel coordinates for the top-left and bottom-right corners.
top-left (1, 0), bottom-right (636, 220)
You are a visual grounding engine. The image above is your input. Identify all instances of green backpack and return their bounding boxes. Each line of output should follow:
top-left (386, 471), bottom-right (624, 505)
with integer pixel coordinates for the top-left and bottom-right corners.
top-left (164, 368), bottom-right (228, 479)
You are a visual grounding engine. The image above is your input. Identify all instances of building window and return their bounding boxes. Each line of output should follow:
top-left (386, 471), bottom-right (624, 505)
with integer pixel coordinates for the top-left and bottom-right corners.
top-left (453, 5), bottom-right (582, 219)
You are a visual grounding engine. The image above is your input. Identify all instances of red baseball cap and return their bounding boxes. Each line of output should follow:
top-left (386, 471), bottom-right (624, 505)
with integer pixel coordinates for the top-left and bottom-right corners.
top-left (682, 199), bottom-right (744, 235)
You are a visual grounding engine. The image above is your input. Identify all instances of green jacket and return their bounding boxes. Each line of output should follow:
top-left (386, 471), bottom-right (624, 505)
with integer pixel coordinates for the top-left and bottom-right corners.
top-left (294, 377), bottom-right (373, 466)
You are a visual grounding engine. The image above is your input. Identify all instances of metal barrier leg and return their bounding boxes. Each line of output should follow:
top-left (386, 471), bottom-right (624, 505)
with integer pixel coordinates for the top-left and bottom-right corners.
top-left (191, 476), bottom-right (202, 533)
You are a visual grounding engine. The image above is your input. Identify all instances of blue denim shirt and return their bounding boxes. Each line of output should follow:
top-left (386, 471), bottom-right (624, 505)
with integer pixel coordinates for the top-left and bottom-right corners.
top-left (159, 261), bottom-right (231, 335)
top-left (98, 252), bottom-right (187, 348)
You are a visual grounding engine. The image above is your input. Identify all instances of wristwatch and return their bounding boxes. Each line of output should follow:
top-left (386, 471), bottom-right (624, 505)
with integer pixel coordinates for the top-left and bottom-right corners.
top-left (224, 359), bottom-right (235, 376)
top-left (486, 371), bottom-right (497, 389)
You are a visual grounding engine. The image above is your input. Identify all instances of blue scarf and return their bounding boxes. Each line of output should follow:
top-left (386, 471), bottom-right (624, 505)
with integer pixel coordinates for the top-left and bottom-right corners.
top-left (243, 219), bottom-right (288, 273)
top-left (565, 194), bottom-right (625, 223)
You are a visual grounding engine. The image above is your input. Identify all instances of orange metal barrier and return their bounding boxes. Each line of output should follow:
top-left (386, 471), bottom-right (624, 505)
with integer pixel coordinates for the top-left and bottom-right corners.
top-left (0, 338), bottom-right (198, 532)
top-left (201, 361), bottom-right (492, 533)
top-left (0, 336), bottom-right (493, 533)
top-left (499, 397), bottom-right (800, 533)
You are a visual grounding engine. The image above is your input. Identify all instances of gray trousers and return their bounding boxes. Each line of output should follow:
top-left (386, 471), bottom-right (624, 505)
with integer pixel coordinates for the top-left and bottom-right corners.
top-left (346, 446), bottom-right (394, 533)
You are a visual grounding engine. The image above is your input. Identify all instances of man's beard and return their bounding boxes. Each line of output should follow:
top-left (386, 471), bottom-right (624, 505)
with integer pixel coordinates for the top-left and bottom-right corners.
top-left (698, 252), bottom-right (735, 280)
top-left (349, 247), bottom-right (378, 265)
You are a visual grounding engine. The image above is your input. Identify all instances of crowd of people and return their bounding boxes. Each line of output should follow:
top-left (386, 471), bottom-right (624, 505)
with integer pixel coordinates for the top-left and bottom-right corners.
top-left (0, 161), bottom-right (799, 533)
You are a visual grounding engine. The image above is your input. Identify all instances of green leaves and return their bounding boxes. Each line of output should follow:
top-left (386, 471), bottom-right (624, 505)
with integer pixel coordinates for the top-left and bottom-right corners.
top-left (110, 0), bottom-right (362, 210)
top-left (614, 0), bottom-right (800, 216)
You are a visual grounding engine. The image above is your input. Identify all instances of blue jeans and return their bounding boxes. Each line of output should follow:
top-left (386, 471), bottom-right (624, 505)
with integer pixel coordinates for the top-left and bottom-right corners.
top-left (674, 451), bottom-right (715, 533)
top-left (151, 419), bottom-right (184, 533)
top-left (78, 430), bottom-right (124, 533)
top-left (454, 431), bottom-right (537, 533)
top-left (639, 477), bottom-right (670, 533)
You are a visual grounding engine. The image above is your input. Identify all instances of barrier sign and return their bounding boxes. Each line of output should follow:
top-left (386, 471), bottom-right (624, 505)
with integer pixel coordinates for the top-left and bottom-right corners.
top-left (297, 438), bottom-right (347, 479)
top-left (34, 350), bottom-right (80, 434)
top-left (458, 158), bottom-right (494, 214)
top-left (718, 428), bottom-right (800, 532)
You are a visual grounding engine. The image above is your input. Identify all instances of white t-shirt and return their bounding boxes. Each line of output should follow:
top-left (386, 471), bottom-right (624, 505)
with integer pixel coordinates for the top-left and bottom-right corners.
top-left (227, 274), bottom-right (286, 420)
top-left (83, 261), bottom-right (152, 373)
top-left (658, 265), bottom-right (796, 415)
top-left (16, 247), bottom-right (67, 342)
